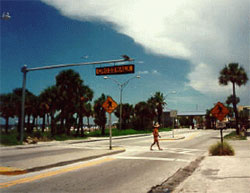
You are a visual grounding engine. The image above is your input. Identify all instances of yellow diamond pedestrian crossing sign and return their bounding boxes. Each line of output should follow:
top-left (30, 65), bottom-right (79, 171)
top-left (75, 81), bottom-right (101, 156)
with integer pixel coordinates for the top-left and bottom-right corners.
top-left (102, 96), bottom-right (118, 114)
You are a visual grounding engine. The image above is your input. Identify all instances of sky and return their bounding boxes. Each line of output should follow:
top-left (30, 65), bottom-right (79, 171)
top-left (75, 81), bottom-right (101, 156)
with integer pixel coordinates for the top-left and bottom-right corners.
top-left (1, 0), bottom-right (249, 117)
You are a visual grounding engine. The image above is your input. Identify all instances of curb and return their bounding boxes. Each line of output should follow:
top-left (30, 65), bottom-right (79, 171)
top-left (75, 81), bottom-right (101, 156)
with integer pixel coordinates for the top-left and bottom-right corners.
top-left (69, 134), bottom-right (150, 144)
top-left (0, 167), bottom-right (27, 175)
top-left (0, 134), bottom-right (151, 150)
top-left (0, 148), bottom-right (125, 176)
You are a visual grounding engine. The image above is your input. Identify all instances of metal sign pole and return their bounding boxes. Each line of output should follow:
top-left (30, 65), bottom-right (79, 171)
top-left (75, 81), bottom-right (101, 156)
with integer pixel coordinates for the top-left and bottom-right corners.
top-left (20, 66), bottom-right (27, 143)
top-left (172, 118), bottom-right (175, 138)
top-left (109, 113), bottom-right (112, 150)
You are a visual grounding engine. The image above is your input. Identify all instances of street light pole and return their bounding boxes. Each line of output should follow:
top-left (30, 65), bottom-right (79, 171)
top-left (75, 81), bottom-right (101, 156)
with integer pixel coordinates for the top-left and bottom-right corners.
top-left (119, 85), bottom-right (123, 131)
top-left (104, 75), bottom-right (140, 130)
top-left (20, 56), bottom-right (133, 144)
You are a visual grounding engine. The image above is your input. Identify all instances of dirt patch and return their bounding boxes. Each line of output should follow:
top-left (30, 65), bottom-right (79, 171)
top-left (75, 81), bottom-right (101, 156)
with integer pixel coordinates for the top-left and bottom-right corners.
top-left (148, 156), bottom-right (204, 193)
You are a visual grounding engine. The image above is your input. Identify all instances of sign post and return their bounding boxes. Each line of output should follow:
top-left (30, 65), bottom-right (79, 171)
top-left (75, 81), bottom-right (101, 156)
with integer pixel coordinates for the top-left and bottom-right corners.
top-left (102, 96), bottom-right (118, 150)
top-left (109, 113), bottom-right (112, 150)
top-left (211, 102), bottom-right (229, 145)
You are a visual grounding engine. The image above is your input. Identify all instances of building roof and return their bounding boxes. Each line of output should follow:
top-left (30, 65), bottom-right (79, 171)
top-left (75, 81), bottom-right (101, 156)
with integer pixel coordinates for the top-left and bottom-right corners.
top-left (177, 111), bottom-right (206, 116)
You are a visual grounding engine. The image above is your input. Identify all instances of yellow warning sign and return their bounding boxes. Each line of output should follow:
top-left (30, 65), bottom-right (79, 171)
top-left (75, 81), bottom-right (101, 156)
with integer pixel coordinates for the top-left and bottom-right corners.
top-left (211, 102), bottom-right (229, 121)
top-left (102, 96), bottom-right (118, 114)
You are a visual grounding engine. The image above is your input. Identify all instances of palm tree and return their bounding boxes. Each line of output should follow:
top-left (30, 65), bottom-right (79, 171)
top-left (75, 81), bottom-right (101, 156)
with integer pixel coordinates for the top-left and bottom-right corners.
top-left (76, 85), bottom-right (93, 136)
top-left (93, 94), bottom-right (107, 135)
top-left (84, 103), bottom-right (93, 132)
top-left (219, 63), bottom-right (248, 134)
top-left (38, 96), bottom-right (49, 133)
top-left (39, 86), bottom-right (58, 135)
top-left (0, 93), bottom-right (15, 133)
top-left (133, 101), bottom-right (155, 130)
top-left (226, 95), bottom-right (240, 106)
top-left (55, 69), bottom-right (84, 135)
top-left (25, 92), bottom-right (37, 133)
top-left (114, 103), bottom-right (134, 129)
top-left (147, 92), bottom-right (166, 124)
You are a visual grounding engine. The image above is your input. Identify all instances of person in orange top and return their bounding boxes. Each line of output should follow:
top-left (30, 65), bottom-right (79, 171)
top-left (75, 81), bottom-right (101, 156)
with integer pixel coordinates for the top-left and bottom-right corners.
top-left (150, 122), bottom-right (163, 150)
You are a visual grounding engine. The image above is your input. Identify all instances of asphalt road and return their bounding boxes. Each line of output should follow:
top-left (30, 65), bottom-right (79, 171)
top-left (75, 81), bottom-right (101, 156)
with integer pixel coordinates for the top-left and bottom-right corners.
top-left (0, 129), bottom-right (228, 193)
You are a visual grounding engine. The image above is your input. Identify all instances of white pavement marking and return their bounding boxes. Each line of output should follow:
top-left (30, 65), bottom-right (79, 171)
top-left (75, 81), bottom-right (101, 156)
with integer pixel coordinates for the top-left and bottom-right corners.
top-left (122, 146), bottom-right (205, 155)
top-left (114, 156), bottom-right (190, 162)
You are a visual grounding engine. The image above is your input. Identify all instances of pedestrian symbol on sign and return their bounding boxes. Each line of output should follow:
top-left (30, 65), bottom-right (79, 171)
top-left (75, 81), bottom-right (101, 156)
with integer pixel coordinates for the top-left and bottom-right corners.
top-left (102, 96), bottom-right (118, 114)
top-left (211, 102), bottom-right (229, 121)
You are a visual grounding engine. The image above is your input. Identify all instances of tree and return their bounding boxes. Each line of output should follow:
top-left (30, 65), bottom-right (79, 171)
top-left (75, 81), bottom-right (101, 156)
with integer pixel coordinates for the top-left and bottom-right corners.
top-left (38, 95), bottom-right (49, 133)
top-left (147, 92), bottom-right (166, 124)
top-left (39, 86), bottom-right (58, 135)
top-left (84, 103), bottom-right (93, 132)
top-left (55, 69), bottom-right (84, 135)
top-left (0, 93), bottom-right (15, 133)
top-left (25, 92), bottom-right (37, 133)
top-left (93, 94), bottom-right (107, 135)
top-left (114, 103), bottom-right (134, 129)
top-left (76, 85), bottom-right (93, 136)
top-left (219, 63), bottom-right (248, 134)
top-left (226, 95), bottom-right (240, 106)
top-left (133, 101), bottom-right (155, 130)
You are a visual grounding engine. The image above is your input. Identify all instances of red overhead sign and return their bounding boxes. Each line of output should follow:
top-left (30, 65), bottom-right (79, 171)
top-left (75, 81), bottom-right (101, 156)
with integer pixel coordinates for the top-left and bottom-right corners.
top-left (96, 64), bottom-right (134, 76)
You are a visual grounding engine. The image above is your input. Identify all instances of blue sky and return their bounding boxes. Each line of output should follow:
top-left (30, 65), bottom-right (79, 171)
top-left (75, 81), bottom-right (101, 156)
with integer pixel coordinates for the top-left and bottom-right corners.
top-left (1, 0), bottom-right (249, 116)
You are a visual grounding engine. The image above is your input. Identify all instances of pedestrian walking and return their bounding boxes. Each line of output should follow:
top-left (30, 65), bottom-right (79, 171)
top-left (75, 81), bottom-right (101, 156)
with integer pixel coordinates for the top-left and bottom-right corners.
top-left (150, 122), bottom-right (163, 150)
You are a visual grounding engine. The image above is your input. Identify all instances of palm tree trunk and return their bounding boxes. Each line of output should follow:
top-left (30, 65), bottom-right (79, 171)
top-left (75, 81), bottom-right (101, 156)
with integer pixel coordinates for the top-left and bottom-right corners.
top-left (77, 114), bottom-right (83, 136)
top-left (76, 116), bottom-right (80, 136)
top-left (42, 114), bottom-right (45, 133)
top-left (32, 116), bottom-right (36, 132)
top-left (101, 125), bottom-right (105, 135)
top-left (80, 117), bottom-right (85, 136)
top-left (50, 113), bottom-right (55, 136)
top-left (232, 82), bottom-right (239, 134)
top-left (87, 117), bottom-right (90, 129)
top-left (5, 117), bottom-right (9, 134)
top-left (27, 115), bottom-right (31, 133)
top-left (17, 115), bottom-right (21, 134)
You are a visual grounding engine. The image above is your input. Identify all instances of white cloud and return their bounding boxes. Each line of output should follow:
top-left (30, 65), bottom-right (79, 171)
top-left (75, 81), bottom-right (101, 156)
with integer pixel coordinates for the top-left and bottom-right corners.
top-left (42, 0), bottom-right (249, 102)
top-left (187, 63), bottom-right (232, 95)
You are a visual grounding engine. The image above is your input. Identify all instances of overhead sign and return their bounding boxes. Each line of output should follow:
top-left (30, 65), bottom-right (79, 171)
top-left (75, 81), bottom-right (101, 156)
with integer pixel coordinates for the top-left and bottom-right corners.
top-left (96, 64), bottom-right (134, 76)
top-left (170, 110), bottom-right (177, 118)
top-left (102, 96), bottom-right (118, 114)
top-left (211, 102), bottom-right (229, 121)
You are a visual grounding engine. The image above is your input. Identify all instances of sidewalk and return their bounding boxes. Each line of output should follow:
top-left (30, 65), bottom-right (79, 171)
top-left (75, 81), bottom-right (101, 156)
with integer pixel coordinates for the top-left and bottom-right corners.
top-left (173, 135), bottom-right (250, 193)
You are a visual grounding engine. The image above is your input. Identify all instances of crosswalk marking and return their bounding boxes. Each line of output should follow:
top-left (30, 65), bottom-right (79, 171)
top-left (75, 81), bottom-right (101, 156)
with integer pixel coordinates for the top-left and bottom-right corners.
top-left (122, 146), bottom-right (205, 155)
top-left (114, 156), bottom-right (190, 162)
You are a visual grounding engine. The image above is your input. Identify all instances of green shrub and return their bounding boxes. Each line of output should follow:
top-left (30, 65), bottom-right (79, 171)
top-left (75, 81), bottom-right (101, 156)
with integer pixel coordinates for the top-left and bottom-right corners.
top-left (0, 131), bottom-right (21, 146)
top-left (224, 131), bottom-right (247, 140)
top-left (209, 141), bottom-right (235, 156)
